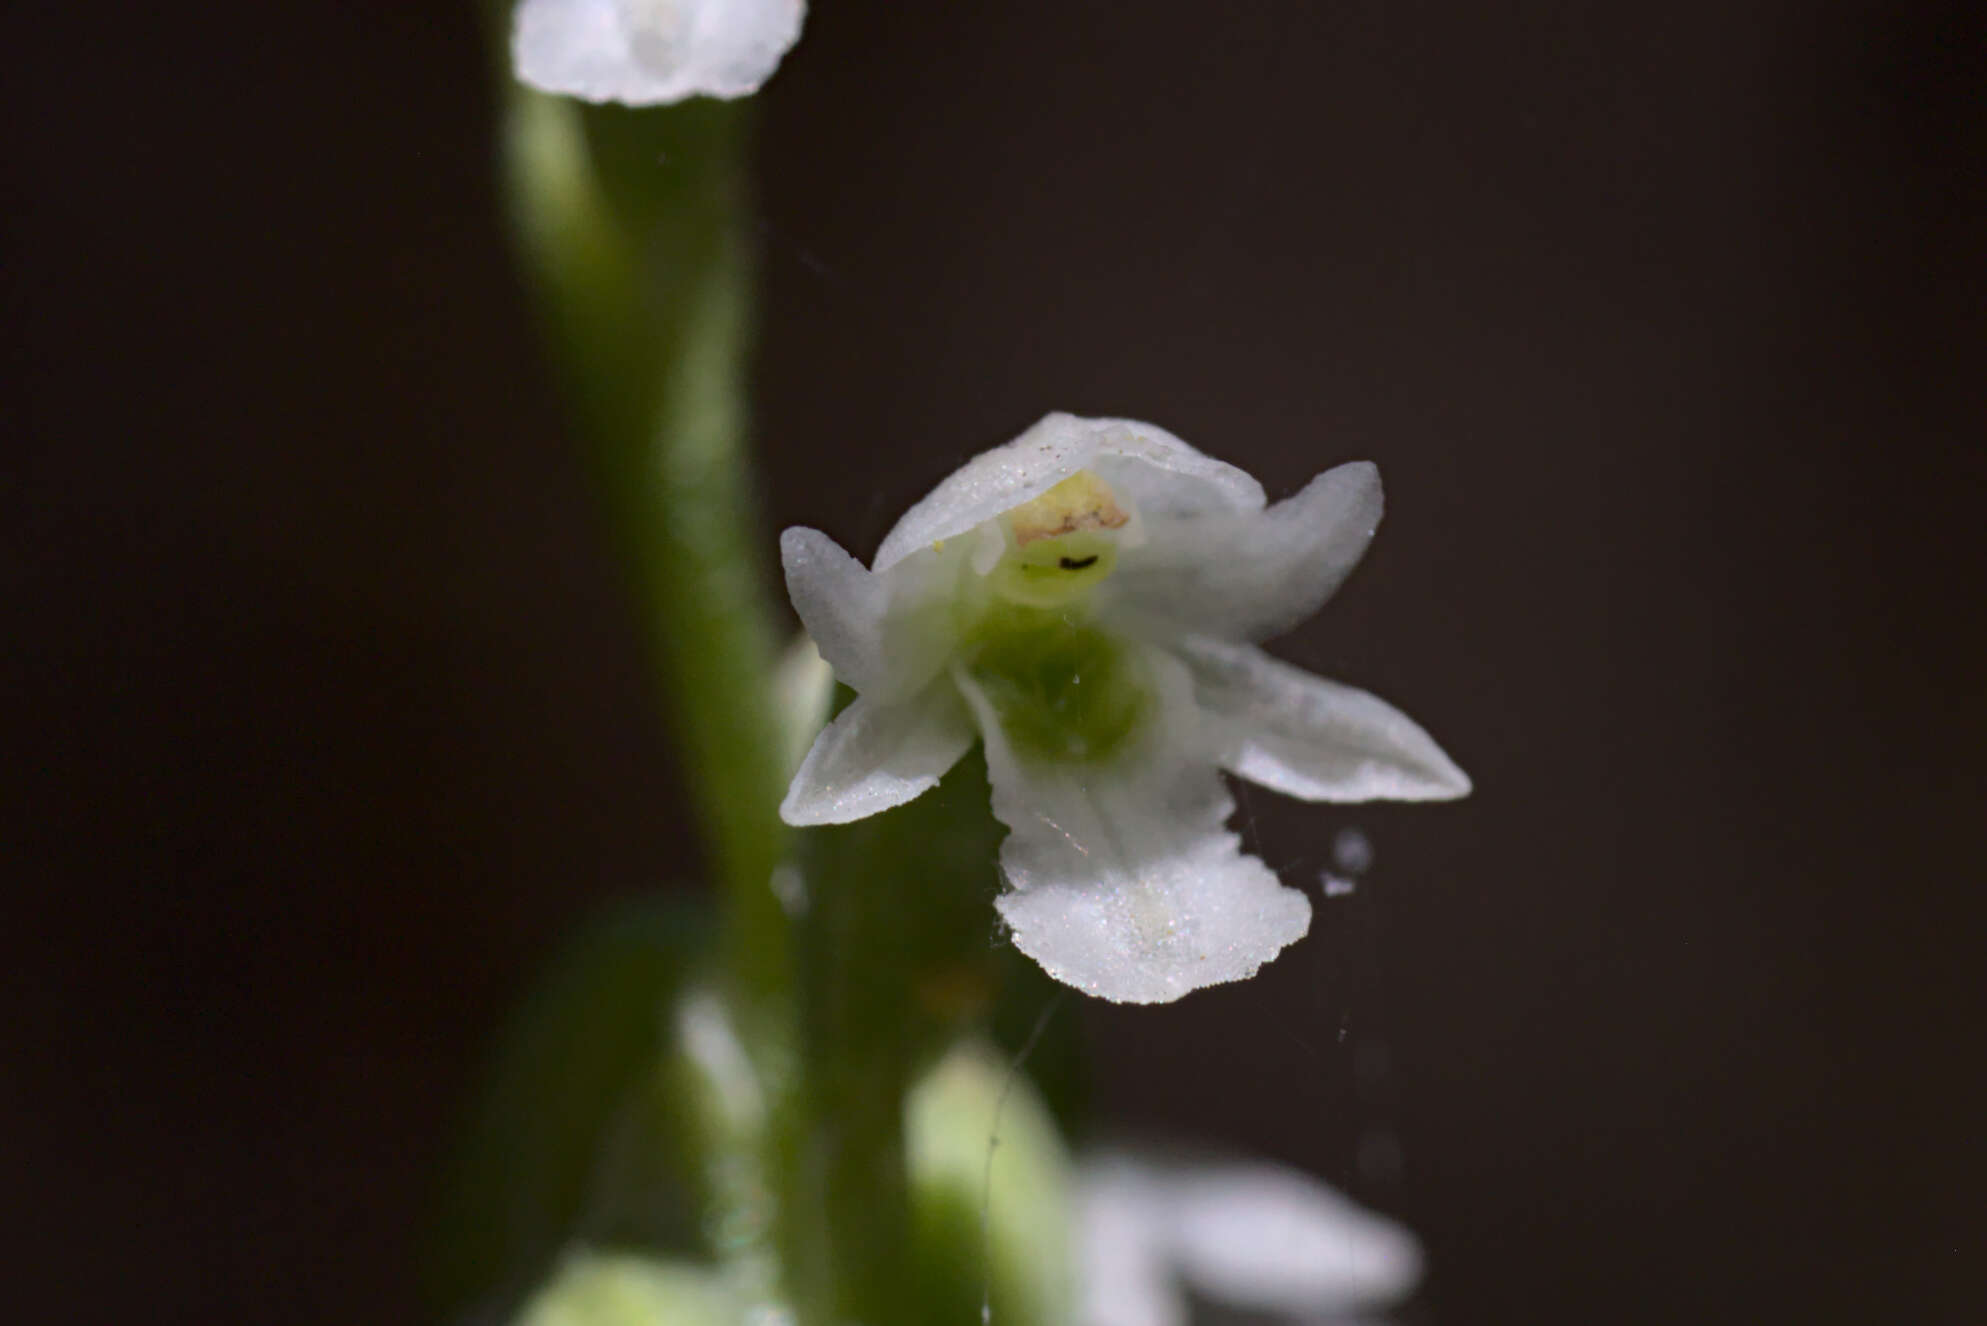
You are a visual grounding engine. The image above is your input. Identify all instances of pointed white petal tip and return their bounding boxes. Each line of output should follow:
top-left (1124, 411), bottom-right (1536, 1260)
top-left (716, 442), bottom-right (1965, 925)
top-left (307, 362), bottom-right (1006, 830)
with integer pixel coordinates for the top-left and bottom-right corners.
top-left (779, 689), bottom-right (972, 826)
top-left (513, 0), bottom-right (806, 106)
top-left (1109, 457), bottom-right (1384, 642)
top-left (1179, 636), bottom-right (1472, 803)
top-left (780, 526), bottom-right (888, 693)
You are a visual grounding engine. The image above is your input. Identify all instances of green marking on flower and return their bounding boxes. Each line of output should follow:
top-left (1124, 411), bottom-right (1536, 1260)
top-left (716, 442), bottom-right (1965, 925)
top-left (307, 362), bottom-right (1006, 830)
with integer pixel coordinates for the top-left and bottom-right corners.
top-left (987, 472), bottom-right (1129, 609)
top-left (988, 530), bottom-right (1120, 609)
top-left (961, 603), bottom-right (1151, 766)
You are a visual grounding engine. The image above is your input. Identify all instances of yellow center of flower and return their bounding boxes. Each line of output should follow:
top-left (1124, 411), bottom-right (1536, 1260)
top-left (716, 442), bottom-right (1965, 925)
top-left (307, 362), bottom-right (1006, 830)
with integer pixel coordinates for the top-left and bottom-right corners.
top-left (988, 472), bottom-right (1129, 609)
top-left (961, 472), bottom-right (1151, 764)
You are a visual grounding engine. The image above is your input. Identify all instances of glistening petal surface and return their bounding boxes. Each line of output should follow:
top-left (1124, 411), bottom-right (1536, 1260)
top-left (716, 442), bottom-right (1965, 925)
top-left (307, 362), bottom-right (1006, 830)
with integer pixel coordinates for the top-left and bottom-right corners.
top-left (513, 0), bottom-right (804, 104)
top-left (958, 652), bottom-right (1311, 1004)
top-left (1110, 460), bottom-right (1383, 641)
top-left (515, 0), bottom-right (649, 102)
top-left (1176, 635), bottom-right (1471, 802)
top-left (780, 687), bottom-right (973, 826)
top-left (873, 414), bottom-right (1264, 574)
top-left (672, 0), bottom-right (806, 96)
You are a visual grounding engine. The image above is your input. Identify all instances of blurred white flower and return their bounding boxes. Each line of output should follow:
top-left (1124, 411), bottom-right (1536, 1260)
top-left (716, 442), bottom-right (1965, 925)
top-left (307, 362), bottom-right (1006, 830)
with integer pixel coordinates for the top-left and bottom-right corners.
top-left (780, 413), bottom-right (1469, 1003)
top-left (1077, 1151), bottom-right (1422, 1326)
top-left (513, 0), bottom-right (805, 105)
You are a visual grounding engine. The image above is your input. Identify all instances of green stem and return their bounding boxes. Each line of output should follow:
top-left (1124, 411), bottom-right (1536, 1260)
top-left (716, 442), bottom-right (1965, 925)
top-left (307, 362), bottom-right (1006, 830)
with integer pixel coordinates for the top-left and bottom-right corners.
top-left (484, 38), bottom-right (1050, 1326)
top-left (497, 87), bottom-right (791, 1016)
top-left (789, 746), bottom-right (1012, 1325)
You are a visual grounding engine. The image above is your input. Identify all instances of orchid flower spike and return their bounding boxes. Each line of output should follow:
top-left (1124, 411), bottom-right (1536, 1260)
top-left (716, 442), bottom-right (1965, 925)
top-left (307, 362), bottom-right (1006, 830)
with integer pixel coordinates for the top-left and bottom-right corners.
top-left (513, 0), bottom-right (805, 105)
top-left (1076, 1150), bottom-right (1423, 1325)
top-left (780, 414), bottom-right (1469, 1003)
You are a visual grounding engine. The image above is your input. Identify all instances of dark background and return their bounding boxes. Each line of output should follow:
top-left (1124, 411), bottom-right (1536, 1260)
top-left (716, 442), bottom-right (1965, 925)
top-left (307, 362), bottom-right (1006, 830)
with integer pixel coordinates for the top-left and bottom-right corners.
top-left (6, 1), bottom-right (1981, 1322)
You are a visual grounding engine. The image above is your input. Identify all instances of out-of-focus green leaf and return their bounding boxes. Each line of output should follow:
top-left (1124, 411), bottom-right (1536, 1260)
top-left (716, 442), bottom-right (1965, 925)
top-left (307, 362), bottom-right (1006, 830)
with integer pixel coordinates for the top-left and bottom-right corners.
top-left (785, 741), bottom-right (1011, 1324)
top-left (430, 897), bottom-right (714, 1319)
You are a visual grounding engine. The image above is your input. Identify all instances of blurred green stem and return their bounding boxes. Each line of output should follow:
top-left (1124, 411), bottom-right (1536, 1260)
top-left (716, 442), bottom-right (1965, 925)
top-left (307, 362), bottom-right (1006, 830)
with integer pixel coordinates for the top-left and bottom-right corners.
top-left (790, 748), bottom-right (1012, 1324)
top-left (498, 87), bottom-right (791, 1017)
top-left (488, 38), bottom-right (1042, 1326)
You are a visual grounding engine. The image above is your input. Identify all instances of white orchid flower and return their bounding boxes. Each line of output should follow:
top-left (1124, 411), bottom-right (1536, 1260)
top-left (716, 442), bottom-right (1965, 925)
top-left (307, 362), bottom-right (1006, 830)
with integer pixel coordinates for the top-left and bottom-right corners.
top-left (1076, 1150), bottom-right (1424, 1326)
top-left (780, 413), bottom-right (1469, 1003)
top-left (513, 0), bottom-right (805, 105)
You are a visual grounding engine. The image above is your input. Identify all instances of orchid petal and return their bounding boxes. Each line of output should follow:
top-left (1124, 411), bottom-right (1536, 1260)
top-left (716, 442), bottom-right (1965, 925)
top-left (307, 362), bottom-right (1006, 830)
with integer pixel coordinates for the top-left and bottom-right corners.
top-left (514, 0), bottom-right (646, 103)
top-left (958, 652), bottom-right (1311, 1004)
top-left (513, 0), bottom-right (804, 105)
top-left (1163, 1160), bottom-right (1424, 1314)
top-left (874, 414), bottom-right (1264, 574)
top-left (1109, 460), bottom-right (1383, 641)
top-left (1176, 635), bottom-right (1471, 802)
top-left (779, 686), bottom-right (973, 826)
top-left (782, 526), bottom-right (965, 701)
top-left (663, 0), bottom-right (805, 96)
top-left (780, 527), bottom-right (890, 693)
